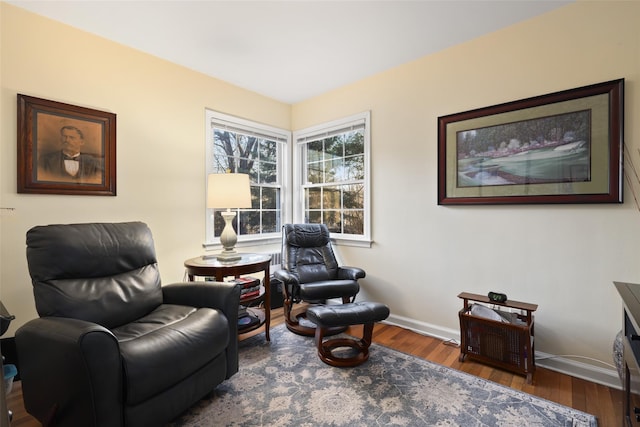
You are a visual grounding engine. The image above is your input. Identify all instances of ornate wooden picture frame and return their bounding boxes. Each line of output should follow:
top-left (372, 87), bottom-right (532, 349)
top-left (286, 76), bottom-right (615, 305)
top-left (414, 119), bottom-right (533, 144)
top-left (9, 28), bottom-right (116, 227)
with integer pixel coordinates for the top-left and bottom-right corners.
top-left (17, 94), bottom-right (116, 196)
top-left (438, 79), bottom-right (624, 205)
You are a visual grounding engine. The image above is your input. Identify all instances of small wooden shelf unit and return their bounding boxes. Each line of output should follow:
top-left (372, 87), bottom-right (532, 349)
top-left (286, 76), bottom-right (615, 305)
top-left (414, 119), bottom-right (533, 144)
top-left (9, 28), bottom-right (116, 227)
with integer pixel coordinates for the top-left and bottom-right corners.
top-left (457, 292), bottom-right (537, 384)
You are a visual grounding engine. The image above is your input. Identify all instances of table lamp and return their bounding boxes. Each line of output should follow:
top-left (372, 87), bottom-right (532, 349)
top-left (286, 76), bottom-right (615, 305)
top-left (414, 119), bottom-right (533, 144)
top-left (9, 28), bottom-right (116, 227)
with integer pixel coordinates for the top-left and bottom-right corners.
top-left (207, 173), bottom-right (251, 261)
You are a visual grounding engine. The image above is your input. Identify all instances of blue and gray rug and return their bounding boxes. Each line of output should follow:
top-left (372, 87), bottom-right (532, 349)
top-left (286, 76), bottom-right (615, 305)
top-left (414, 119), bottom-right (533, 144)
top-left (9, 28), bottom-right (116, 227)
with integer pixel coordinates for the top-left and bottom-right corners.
top-left (170, 325), bottom-right (597, 426)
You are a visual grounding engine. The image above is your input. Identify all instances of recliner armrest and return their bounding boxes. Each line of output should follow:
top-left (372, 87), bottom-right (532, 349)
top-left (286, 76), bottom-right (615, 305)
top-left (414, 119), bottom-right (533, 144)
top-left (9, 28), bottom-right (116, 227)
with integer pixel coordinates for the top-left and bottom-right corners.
top-left (16, 317), bottom-right (122, 426)
top-left (338, 266), bottom-right (366, 280)
top-left (162, 281), bottom-right (240, 315)
top-left (273, 270), bottom-right (301, 300)
top-left (273, 269), bottom-right (298, 285)
top-left (162, 281), bottom-right (241, 377)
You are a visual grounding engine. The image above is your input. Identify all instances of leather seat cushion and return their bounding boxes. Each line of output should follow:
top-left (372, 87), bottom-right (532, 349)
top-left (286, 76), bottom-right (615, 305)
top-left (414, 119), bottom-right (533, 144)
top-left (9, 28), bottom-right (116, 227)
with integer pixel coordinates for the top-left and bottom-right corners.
top-left (306, 302), bottom-right (390, 327)
top-left (299, 280), bottom-right (359, 301)
top-left (113, 304), bottom-right (229, 405)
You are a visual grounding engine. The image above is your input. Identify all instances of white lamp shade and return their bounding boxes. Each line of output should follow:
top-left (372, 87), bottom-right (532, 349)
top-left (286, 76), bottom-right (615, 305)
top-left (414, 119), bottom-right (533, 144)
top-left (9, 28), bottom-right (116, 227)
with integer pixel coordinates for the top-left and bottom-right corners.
top-left (207, 173), bottom-right (251, 209)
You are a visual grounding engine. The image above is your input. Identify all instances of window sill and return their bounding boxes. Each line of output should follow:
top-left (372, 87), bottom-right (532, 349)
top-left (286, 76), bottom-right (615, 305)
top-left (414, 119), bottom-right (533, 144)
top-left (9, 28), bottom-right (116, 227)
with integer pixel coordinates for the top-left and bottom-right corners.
top-left (202, 236), bottom-right (281, 251)
top-left (331, 237), bottom-right (373, 248)
top-left (203, 235), bottom-right (372, 251)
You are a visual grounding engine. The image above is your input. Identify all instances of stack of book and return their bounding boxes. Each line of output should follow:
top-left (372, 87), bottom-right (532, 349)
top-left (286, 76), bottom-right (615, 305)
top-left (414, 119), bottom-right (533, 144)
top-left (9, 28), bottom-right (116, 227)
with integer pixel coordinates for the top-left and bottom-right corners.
top-left (230, 276), bottom-right (261, 301)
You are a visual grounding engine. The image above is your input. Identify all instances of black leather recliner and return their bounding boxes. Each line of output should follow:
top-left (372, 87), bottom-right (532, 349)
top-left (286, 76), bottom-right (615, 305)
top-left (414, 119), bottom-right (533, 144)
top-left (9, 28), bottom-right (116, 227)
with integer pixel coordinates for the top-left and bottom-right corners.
top-left (15, 222), bottom-right (241, 427)
top-left (274, 223), bottom-right (365, 336)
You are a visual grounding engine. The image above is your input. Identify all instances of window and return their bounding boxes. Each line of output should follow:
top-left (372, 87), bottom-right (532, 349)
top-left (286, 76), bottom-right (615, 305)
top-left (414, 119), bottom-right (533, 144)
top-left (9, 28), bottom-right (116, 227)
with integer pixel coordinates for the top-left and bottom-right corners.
top-left (205, 110), bottom-right (290, 247)
top-left (293, 112), bottom-right (371, 246)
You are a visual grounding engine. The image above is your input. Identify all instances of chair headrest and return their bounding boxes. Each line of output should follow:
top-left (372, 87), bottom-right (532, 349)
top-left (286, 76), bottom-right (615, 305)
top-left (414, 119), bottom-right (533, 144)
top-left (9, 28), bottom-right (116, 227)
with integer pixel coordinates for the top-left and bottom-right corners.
top-left (26, 221), bottom-right (157, 281)
top-left (284, 224), bottom-right (330, 248)
top-left (25, 221), bottom-right (163, 326)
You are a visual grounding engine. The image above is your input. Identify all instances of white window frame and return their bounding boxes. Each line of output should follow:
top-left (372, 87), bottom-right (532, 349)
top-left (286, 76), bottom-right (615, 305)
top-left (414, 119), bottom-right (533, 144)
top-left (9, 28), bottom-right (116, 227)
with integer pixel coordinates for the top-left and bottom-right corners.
top-left (293, 111), bottom-right (371, 247)
top-left (204, 109), bottom-right (291, 249)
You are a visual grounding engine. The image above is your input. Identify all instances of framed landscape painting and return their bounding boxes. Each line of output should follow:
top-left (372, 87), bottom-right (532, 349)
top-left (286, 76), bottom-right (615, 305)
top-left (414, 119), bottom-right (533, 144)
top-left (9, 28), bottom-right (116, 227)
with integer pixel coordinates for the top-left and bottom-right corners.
top-left (17, 94), bottom-right (116, 196)
top-left (437, 79), bottom-right (624, 205)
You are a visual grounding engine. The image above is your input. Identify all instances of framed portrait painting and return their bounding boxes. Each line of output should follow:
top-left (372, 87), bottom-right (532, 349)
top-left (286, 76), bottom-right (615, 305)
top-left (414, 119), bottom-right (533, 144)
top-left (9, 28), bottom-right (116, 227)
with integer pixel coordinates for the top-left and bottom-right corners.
top-left (17, 94), bottom-right (116, 196)
top-left (437, 79), bottom-right (624, 205)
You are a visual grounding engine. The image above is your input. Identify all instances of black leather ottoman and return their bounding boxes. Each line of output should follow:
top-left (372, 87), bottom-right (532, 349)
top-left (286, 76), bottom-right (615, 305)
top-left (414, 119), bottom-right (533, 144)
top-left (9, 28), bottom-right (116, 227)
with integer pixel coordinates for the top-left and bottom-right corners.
top-left (306, 302), bottom-right (390, 367)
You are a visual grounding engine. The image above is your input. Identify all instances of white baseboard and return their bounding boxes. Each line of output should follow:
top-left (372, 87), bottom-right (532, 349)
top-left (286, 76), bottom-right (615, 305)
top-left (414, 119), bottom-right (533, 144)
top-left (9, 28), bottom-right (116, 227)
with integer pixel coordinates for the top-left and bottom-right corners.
top-left (383, 312), bottom-right (460, 343)
top-left (383, 312), bottom-right (622, 390)
top-left (534, 351), bottom-right (622, 390)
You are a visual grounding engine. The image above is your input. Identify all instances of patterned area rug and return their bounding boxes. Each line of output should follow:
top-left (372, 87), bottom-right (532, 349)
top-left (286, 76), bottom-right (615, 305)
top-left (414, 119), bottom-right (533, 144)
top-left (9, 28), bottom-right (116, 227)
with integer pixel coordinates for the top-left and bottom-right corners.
top-left (169, 325), bottom-right (597, 427)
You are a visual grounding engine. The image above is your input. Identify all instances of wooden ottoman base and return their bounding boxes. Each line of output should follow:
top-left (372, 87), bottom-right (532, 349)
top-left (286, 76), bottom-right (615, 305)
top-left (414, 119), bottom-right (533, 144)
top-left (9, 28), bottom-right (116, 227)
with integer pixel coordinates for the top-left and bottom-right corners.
top-left (307, 302), bottom-right (390, 368)
top-left (315, 323), bottom-right (374, 367)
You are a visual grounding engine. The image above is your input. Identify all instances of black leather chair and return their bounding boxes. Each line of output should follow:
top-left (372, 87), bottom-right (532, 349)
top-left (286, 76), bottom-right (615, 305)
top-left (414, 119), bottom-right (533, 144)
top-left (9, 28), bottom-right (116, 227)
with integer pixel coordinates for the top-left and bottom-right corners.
top-left (274, 223), bottom-right (365, 336)
top-left (15, 222), bottom-right (241, 427)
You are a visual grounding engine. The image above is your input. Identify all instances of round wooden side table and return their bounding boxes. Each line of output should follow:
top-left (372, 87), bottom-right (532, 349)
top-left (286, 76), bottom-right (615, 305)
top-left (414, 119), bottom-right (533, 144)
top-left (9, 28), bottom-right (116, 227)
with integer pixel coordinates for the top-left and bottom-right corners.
top-left (184, 253), bottom-right (272, 341)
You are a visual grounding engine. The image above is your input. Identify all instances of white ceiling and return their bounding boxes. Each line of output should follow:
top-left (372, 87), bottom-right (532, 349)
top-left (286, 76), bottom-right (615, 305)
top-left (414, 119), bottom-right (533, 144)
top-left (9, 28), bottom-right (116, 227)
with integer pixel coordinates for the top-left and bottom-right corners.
top-left (8, 0), bottom-right (573, 104)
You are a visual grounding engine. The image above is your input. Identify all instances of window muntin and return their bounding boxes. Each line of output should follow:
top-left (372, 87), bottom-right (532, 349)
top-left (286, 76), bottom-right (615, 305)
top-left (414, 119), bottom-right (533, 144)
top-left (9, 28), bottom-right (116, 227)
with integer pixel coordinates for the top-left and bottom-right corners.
top-left (205, 110), bottom-right (289, 246)
top-left (295, 112), bottom-right (370, 244)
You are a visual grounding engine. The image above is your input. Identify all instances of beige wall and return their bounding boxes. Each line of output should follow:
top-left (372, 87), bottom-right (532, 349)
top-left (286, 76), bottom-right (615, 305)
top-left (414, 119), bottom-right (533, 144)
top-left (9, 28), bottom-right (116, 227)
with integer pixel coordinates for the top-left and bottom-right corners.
top-left (2, 1), bottom-right (639, 386)
top-left (292, 0), bottom-right (640, 385)
top-left (0, 4), bottom-right (290, 332)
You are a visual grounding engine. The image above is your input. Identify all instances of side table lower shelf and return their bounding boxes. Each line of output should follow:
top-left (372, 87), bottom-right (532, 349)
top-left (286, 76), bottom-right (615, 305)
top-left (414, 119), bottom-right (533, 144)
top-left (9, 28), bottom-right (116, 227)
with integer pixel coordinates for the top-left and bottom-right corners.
top-left (238, 307), bottom-right (266, 334)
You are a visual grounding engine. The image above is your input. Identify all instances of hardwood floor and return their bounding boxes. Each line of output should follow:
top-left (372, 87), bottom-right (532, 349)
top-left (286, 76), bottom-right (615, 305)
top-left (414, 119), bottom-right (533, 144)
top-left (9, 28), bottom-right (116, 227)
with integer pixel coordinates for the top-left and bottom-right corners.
top-left (7, 307), bottom-right (623, 426)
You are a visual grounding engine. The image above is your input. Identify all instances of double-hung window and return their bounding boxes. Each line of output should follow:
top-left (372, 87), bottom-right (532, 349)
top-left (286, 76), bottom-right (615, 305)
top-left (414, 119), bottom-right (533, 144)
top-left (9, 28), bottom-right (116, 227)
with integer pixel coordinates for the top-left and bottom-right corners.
top-left (293, 111), bottom-right (371, 246)
top-left (205, 110), bottom-right (290, 247)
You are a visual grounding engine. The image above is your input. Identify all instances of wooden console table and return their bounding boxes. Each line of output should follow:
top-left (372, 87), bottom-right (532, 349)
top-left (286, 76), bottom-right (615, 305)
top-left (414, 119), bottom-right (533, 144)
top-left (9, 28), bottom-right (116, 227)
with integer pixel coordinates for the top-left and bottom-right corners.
top-left (184, 253), bottom-right (272, 341)
top-left (458, 292), bottom-right (537, 383)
